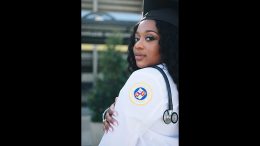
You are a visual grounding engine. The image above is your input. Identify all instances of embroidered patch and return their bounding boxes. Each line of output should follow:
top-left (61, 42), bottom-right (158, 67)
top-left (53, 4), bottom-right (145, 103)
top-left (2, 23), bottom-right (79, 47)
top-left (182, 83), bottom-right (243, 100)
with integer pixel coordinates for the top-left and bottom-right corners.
top-left (129, 82), bottom-right (152, 105)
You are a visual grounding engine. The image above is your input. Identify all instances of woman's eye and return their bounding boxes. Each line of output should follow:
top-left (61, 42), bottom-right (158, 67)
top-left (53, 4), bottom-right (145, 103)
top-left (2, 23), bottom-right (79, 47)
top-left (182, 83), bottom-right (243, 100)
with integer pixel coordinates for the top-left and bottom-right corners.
top-left (134, 38), bottom-right (139, 43)
top-left (145, 36), bottom-right (155, 41)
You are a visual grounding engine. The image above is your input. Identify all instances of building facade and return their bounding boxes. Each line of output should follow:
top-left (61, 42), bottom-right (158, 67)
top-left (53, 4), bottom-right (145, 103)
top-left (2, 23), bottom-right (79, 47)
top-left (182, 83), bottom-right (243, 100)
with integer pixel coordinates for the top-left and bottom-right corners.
top-left (81, 0), bottom-right (142, 105)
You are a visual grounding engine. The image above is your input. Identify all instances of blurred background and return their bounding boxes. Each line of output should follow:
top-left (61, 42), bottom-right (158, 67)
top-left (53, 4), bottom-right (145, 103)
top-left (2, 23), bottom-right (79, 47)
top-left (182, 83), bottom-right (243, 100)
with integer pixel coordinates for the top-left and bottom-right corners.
top-left (81, 0), bottom-right (142, 145)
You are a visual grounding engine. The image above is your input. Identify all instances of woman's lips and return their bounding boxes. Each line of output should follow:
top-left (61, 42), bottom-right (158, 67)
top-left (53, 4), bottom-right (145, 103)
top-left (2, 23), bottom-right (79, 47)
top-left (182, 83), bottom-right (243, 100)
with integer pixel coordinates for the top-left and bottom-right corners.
top-left (135, 54), bottom-right (145, 61)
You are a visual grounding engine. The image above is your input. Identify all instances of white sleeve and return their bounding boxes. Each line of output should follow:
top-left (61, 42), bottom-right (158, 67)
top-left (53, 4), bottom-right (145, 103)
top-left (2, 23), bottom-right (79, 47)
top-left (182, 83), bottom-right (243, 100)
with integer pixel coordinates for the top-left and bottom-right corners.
top-left (99, 68), bottom-right (167, 146)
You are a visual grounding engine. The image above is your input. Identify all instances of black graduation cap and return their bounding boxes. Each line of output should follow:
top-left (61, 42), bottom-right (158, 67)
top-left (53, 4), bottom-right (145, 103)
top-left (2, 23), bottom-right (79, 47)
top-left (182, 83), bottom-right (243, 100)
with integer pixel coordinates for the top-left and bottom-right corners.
top-left (141, 0), bottom-right (178, 27)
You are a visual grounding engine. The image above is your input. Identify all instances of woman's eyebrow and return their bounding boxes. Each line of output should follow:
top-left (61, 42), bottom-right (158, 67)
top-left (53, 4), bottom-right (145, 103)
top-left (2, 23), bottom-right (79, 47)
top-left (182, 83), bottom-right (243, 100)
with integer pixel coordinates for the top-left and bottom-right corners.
top-left (146, 30), bottom-right (159, 34)
top-left (135, 30), bottom-right (159, 35)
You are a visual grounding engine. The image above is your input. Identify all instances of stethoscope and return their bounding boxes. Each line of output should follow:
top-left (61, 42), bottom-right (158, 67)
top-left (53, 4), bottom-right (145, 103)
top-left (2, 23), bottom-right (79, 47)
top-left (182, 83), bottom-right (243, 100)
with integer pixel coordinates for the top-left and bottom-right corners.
top-left (152, 65), bottom-right (178, 124)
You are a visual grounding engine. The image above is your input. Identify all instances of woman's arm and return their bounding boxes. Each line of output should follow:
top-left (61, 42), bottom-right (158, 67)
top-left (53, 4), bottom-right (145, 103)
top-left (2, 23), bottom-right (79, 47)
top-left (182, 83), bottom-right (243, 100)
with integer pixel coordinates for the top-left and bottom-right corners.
top-left (102, 97), bottom-right (119, 133)
top-left (99, 68), bottom-right (168, 146)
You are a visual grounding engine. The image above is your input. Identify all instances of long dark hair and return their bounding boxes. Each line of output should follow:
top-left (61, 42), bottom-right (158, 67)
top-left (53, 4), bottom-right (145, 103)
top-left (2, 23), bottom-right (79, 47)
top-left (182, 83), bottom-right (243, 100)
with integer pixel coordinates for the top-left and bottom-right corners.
top-left (127, 20), bottom-right (179, 88)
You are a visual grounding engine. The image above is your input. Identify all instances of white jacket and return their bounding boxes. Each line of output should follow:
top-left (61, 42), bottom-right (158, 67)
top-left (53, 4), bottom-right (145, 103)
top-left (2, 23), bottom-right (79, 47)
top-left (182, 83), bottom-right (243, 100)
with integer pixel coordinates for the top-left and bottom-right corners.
top-left (99, 64), bottom-right (179, 146)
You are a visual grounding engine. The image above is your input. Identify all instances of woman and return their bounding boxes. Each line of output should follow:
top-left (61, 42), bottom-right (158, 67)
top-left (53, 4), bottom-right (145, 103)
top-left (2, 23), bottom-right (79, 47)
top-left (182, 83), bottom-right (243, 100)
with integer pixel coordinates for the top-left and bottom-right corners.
top-left (99, 7), bottom-right (179, 146)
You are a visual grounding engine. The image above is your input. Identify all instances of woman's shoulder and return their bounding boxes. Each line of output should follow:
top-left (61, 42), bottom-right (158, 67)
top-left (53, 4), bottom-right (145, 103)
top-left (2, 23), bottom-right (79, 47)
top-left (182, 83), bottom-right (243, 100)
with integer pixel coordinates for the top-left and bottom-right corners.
top-left (131, 67), bottom-right (162, 78)
top-left (125, 67), bottom-right (167, 86)
top-left (127, 65), bottom-right (175, 88)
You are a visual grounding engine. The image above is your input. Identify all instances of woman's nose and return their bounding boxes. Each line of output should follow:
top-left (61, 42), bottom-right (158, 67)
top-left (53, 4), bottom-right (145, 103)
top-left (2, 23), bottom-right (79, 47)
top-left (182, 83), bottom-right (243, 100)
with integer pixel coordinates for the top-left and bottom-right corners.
top-left (134, 38), bottom-right (144, 50)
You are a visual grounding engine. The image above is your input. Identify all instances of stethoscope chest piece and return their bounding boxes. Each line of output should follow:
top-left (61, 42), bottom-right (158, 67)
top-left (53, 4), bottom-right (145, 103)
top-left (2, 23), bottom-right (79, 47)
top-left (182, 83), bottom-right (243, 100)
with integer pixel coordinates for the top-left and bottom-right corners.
top-left (152, 65), bottom-right (178, 125)
top-left (163, 110), bottom-right (178, 124)
top-left (171, 112), bottom-right (178, 123)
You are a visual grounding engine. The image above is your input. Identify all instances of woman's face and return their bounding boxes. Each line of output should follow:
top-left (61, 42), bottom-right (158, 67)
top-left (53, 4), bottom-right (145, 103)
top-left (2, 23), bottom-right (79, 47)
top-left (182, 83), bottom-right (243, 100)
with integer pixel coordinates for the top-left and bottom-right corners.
top-left (134, 20), bottom-right (161, 68)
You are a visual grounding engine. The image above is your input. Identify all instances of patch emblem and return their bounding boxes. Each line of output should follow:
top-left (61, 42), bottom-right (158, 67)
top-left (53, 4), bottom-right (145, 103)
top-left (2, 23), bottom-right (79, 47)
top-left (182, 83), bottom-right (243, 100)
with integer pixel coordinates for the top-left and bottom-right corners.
top-left (134, 87), bottom-right (147, 100)
top-left (129, 82), bottom-right (152, 105)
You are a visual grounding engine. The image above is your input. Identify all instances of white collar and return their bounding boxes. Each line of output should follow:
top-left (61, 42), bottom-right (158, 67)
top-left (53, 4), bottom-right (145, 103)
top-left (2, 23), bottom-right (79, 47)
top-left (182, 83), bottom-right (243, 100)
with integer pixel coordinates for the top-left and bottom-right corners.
top-left (156, 63), bottom-right (167, 70)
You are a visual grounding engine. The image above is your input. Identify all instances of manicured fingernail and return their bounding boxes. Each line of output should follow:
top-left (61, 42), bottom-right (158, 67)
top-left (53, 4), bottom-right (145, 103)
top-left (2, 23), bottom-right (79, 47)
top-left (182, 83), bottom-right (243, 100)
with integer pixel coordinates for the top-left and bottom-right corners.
top-left (112, 122), bottom-right (118, 126)
top-left (113, 111), bottom-right (118, 116)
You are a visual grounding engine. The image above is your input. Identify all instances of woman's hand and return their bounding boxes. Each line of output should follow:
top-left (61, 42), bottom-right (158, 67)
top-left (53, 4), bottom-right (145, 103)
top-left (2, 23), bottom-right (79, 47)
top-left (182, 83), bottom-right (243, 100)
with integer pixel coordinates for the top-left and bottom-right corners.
top-left (103, 97), bottom-right (119, 133)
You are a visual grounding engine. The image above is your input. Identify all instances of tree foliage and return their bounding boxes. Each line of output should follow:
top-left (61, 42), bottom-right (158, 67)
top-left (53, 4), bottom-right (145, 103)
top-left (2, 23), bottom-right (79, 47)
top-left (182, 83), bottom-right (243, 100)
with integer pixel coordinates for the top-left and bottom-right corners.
top-left (87, 33), bottom-right (129, 122)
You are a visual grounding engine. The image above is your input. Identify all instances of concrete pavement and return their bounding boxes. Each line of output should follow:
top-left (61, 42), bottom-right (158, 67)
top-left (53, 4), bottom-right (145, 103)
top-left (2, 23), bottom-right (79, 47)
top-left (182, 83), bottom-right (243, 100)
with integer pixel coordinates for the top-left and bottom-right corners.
top-left (82, 107), bottom-right (103, 146)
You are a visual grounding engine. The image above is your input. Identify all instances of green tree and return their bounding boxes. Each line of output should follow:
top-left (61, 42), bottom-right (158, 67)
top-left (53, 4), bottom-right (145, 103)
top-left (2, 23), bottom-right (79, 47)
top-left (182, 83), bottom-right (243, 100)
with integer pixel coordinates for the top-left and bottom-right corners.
top-left (87, 33), bottom-right (129, 122)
